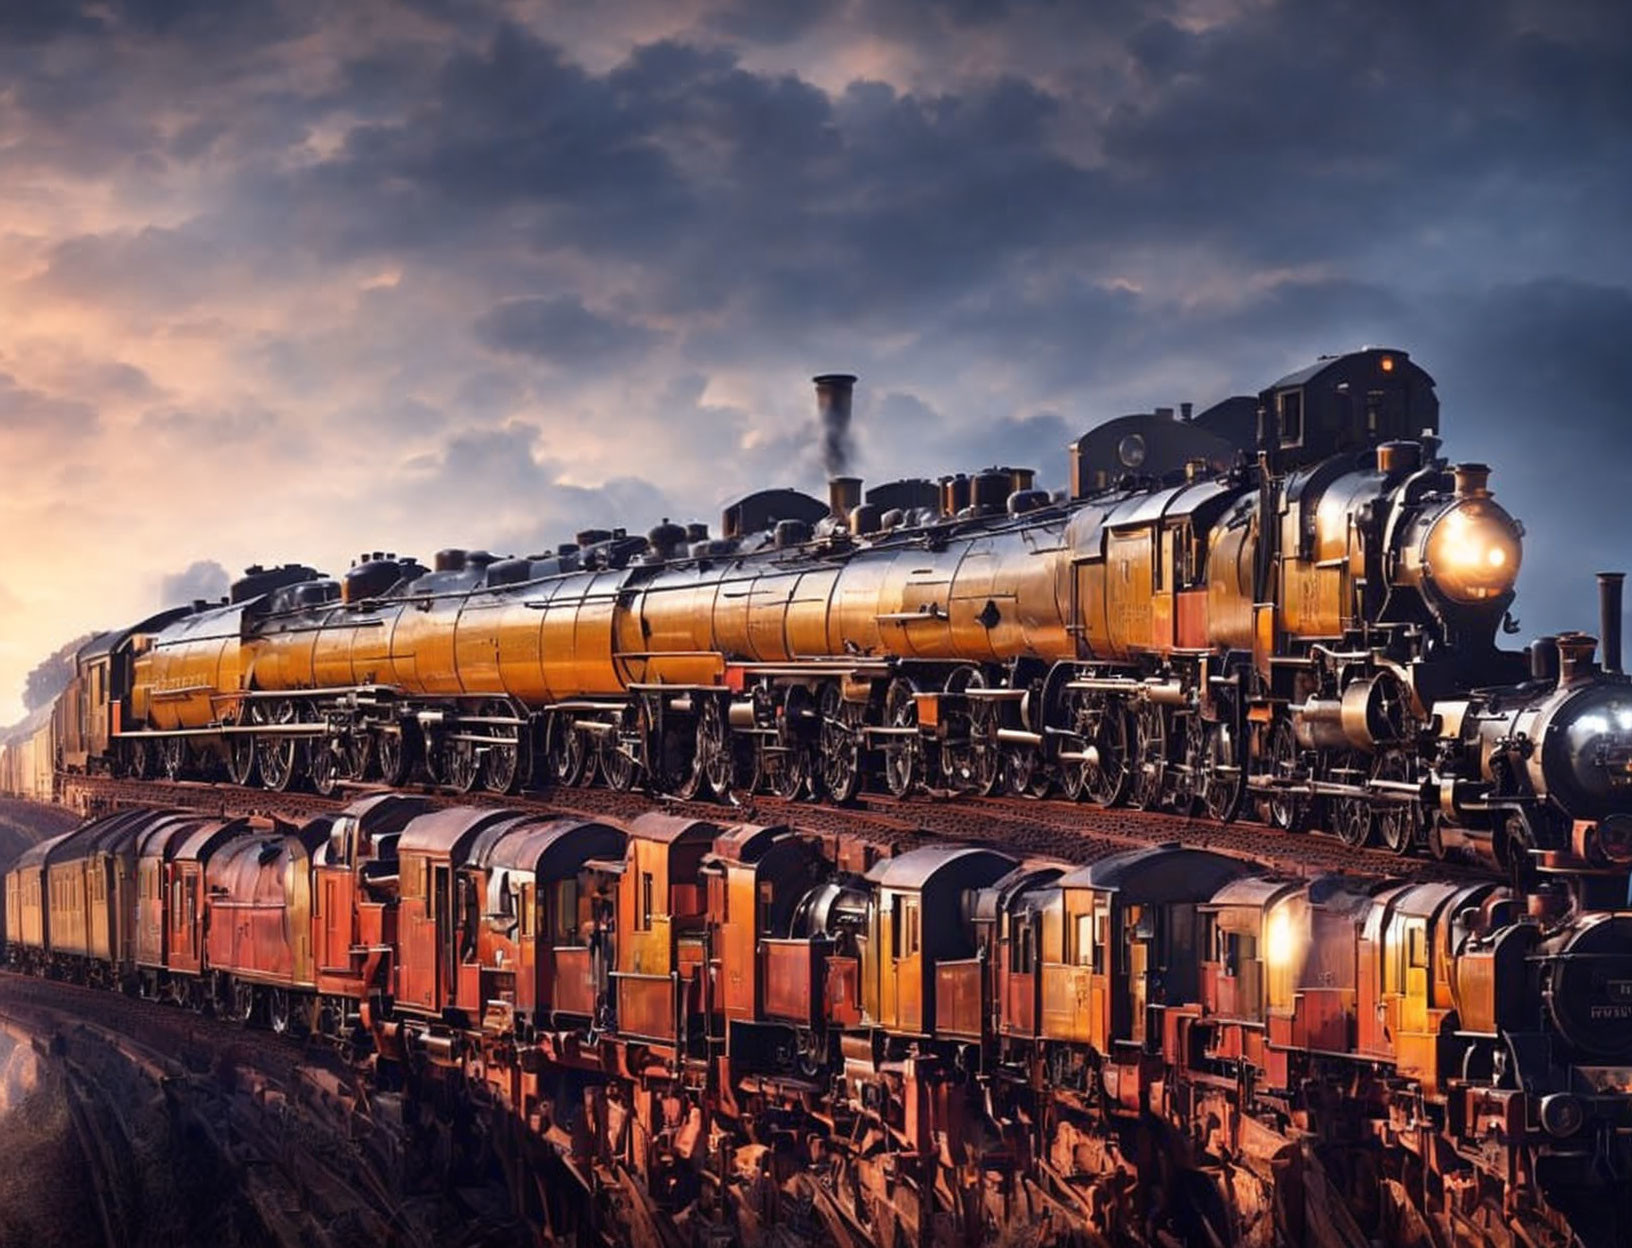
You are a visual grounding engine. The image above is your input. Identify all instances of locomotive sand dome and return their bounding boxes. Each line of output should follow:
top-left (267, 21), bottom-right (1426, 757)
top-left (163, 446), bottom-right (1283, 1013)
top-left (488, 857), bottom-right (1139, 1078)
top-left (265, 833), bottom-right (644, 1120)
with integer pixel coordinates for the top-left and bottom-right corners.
top-left (18, 346), bottom-right (1632, 880)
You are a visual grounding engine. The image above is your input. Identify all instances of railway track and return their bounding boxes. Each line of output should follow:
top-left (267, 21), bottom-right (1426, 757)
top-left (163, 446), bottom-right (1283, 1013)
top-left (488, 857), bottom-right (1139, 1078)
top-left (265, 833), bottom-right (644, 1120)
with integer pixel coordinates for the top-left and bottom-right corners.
top-left (56, 772), bottom-right (1492, 884)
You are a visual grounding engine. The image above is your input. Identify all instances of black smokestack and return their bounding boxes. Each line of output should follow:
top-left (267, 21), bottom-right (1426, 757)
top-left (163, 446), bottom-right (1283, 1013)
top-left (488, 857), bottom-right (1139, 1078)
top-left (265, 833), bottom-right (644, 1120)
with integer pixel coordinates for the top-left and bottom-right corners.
top-left (813, 373), bottom-right (857, 477)
top-left (1600, 572), bottom-right (1624, 676)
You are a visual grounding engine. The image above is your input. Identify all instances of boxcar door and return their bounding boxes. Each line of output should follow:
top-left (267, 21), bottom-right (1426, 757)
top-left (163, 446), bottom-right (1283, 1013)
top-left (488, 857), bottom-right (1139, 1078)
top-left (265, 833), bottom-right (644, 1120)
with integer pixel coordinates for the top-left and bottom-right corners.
top-left (434, 863), bottom-right (452, 1009)
top-left (899, 895), bottom-right (922, 1033)
top-left (1125, 905), bottom-right (1149, 1046)
top-left (398, 856), bottom-right (437, 1012)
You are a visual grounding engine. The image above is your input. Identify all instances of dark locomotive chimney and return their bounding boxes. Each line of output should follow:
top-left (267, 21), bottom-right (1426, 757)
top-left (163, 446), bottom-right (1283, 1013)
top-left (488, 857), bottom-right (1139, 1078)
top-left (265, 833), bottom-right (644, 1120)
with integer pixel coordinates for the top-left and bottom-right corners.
top-left (1530, 635), bottom-right (1561, 685)
top-left (814, 373), bottom-right (857, 478)
top-left (1180, 402), bottom-right (1193, 422)
top-left (828, 476), bottom-right (862, 522)
top-left (1599, 572), bottom-right (1625, 675)
top-left (1556, 631), bottom-right (1599, 687)
top-left (1453, 463), bottom-right (1491, 498)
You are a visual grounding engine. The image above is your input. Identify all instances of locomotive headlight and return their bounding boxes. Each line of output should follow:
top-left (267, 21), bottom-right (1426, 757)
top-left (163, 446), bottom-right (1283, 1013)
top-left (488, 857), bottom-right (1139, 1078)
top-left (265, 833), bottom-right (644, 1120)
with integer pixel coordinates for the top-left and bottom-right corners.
top-left (1423, 499), bottom-right (1523, 603)
top-left (1538, 1092), bottom-right (1586, 1138)
top-left (1264, 906), bottom-right (1302, 972)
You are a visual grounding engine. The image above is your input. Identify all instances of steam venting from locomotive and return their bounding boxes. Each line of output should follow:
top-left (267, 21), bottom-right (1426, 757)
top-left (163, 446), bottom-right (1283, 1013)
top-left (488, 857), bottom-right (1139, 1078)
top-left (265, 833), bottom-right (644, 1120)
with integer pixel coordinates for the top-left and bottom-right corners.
top-left (814, 373), bottom-right (857, 479)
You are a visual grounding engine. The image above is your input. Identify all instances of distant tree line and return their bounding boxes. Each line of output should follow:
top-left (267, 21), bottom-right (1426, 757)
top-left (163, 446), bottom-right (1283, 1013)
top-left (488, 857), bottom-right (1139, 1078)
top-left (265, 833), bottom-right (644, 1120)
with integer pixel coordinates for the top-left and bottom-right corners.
top-left (22, 634), bottom-right (94, 713)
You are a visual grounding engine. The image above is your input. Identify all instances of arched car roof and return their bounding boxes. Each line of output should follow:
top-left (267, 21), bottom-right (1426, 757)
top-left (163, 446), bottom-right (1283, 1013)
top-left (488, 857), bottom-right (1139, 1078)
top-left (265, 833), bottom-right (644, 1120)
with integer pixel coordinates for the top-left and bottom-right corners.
top-left (398, 807), bottom-right (520, 860)
top-left (1056, 845), bottom-right (1249, 902)
top-left (474, 817), bottom-right (628, 882)
top-left (628, 812), bottom-right (719, 847)
top-left (866, 843), bottom-right (1018, 892)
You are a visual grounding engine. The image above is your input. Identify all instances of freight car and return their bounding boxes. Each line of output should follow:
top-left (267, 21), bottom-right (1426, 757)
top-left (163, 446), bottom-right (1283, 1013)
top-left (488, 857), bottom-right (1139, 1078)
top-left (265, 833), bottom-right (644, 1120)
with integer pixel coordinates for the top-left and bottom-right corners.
top-left (13, 349), bottom-right (1632, 877)
top-left (7, 800), bottom-right (1630, 1246)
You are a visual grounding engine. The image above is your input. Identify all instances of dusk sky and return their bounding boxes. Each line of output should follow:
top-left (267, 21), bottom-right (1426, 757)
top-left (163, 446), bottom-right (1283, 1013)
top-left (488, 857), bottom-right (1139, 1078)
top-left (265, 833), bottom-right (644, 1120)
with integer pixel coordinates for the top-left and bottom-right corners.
top-left (2, 0), bottom-right (1630, 723)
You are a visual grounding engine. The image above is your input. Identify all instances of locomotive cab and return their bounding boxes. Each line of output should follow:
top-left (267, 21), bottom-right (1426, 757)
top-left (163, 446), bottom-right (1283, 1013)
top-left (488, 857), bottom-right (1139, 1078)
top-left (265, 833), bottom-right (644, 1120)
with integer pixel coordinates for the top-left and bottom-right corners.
top-left (394, 807), bottom-right (523, 1022)
top-left (309, 794), bottom-right (433, 1010)
top-left (1258, 348), bottom-right (1438, 473)
top-left (861, 845), bottom-right (1016, 1040)
top-left (1039, 847), bottom-right (1246, 1105)
top-left (134, 813), bottom-right (243, 995)
top-left (454, 815), bottom-right (626, 1039)
top-left (612, 814), bottom-right (717, 1050)
top-left (698, 824), bottom-right (824, 1029)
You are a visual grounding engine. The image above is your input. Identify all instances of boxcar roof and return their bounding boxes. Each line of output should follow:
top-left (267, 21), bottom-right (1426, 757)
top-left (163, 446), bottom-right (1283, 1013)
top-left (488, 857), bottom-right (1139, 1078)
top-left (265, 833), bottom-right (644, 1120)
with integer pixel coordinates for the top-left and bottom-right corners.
top-left (140, 814), bottom-right (236, 860)
top-left (707, 822), bottom-right (791, 864)
top-left (465, 813), bottom-right (550, 867)
top-left (340, 792), bottom-right (435, 830)
top-left (1056, 845), bottom-right (1249, 900)
top-left (1202, 876), bottom-right (1298, 912)
top-left (85, 807), bottom-right (179, 856)
top-left (75, 630), bottom-right (118, 662)
top-left (398, 807), bottom-right (519, 859)
top-left (12, 829), bottom-right (77, 873)
top-left (628, 811), bottom-right (719, 847)
top-left (866, 843), bottom-right (1017, 891)
top-left (477, 818), bottom-right (627, 880)
top-left (41, 807), bottom-right (158, 867)
top-left (175, 818), bottom-right (256, 864)
top-left (971, 863), bottom-right (1067, 924)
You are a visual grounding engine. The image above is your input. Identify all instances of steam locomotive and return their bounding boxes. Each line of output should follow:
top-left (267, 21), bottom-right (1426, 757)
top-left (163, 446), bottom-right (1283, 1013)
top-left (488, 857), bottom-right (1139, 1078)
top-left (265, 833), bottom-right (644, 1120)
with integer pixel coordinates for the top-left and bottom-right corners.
top-left (7, 798), bottom-right (1631, 1245)
top-left (14, 348), bottom-right (1632, 881)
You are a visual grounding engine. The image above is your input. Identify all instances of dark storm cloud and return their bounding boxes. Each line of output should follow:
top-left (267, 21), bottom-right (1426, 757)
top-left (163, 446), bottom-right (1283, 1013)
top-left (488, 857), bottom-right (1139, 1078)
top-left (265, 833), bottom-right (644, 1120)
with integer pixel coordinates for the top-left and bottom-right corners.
top-left (158, 559), bottom-right (230, 606)
top-left (474, 297), bottom-right (659, 364)
top-left (1399, 279), bottom-right (1632, 638)
top-left (706, 0), bottom-right (845, 45)
top-left (404, 422), bottom-right (675, 554)
top-left (0, 1), bottom-right (104, 41)
top-left (4, 0), bottom-right (1632, 721)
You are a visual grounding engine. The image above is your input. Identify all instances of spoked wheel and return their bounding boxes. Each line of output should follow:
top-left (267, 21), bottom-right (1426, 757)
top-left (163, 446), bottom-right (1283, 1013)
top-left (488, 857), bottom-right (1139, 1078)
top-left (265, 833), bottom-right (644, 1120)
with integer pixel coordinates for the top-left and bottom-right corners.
top-left (481, 700), bottom-right (530, 795)
top-left (881, 678), bottom-right (921, 799)
top-left (439, 732), bottom-right (481, 794)
top-left (940, 669), bottom-right (1000, 795)
top-left (1372, 749), bottom-right (1421, 856)
top-left (1169, 715), bottom-right (1205, 816)
top-left (1084, 701), bottom-right (1132, 809)
top-left (819, 683), bottom-right (865, 804)
top-left (127, 737), bottom-right (156, 780)
top-left (601, 706), bottom-right (640, 793)
top-left (1265, 717), bottom-right (1312, 832)
top-left (1332, 794), bottom-right (1375, 849)
top-left (697, 696), bottom-right (735, 799)
top-left (1200, 719), bottom-right (1246, 823)
top-left (968, 695), bottom-right (1002, 796)
top-left (160, 735), bottom-right (188, 781)
top-left (310, 730), bottom-right (342, 797)
top-left (546, 714), bottom-right (590, 787)
top-left (230, 981), bottom-right (256, 1026)
top-left (376, 721), bottom-right (417, 786)
top-left (225, 716), bottom-right (257, 787)
top-left (1129, 702), bottom-right (1167, 811)
top-left (254, 699), bottom-right (302, 792)
top-left (762, 737), bottom-right (809, 799)
top-left (1003, 746), bottom-right (1048, 798)
top-left (1053, 686), bottom-right (1095, 803)
top-left (661, 715), bottom-right (704, 801)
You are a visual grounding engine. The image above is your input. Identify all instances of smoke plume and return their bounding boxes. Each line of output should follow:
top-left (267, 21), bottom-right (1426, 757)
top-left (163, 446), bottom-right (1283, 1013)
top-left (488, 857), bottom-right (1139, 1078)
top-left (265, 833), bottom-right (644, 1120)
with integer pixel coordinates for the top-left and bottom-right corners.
top-left (822, 409), bottom-right (851, 477)
top-left (814, 373), bottom-right (856, 478)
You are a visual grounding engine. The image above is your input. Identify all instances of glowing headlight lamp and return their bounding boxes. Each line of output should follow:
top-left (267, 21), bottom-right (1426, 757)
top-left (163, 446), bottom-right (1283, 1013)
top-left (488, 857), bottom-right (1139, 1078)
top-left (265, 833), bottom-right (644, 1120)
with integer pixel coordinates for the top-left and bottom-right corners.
top-left (1423, 498), bottom-right (1522, 603)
